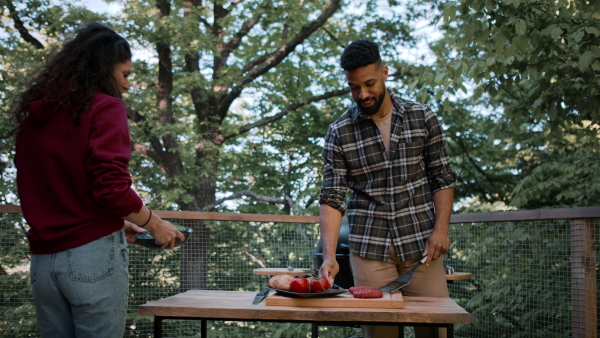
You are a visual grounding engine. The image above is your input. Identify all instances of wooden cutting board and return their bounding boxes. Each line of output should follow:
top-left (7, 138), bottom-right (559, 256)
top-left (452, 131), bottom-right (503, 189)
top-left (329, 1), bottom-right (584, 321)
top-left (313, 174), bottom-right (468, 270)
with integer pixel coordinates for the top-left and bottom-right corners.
top-left (265, 291), bottom-right (403, 309)
top-left (253, 268), bottom-right (311, 276)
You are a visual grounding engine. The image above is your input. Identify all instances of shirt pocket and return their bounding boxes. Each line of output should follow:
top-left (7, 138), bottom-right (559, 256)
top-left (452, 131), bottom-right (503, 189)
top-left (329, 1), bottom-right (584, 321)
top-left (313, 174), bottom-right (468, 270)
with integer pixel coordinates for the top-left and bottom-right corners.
top-left (394, 139), bottom-right (426, 186)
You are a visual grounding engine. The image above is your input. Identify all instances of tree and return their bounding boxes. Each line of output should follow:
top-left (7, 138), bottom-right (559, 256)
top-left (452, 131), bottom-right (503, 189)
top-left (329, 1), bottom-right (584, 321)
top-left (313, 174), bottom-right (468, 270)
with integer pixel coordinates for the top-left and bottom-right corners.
top-left (421, 0), bottom-right (600, 210)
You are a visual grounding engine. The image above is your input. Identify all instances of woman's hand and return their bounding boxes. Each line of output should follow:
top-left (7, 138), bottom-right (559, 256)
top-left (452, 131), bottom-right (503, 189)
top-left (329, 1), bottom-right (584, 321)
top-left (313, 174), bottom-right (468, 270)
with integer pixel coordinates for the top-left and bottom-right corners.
top-left (144, 216), bottom-right (185, 250)
top-left (123, 220), bottom-right (146, 245)
top-left (123, 208), bottom-right (185, 249)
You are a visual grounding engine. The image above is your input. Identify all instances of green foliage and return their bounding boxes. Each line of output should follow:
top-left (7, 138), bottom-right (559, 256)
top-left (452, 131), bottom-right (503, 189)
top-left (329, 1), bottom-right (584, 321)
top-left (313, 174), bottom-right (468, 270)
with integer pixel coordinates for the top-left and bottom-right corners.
top-left (0, 214), bottom-right (37, 336)
top-left (511, 148), bottom-right (600, 208)
top-left (4, 0), bottom-right (597, 213)
top-left (436, 0), bottom-right (600, 121)
top-left (448, 220), bottom-right (573, 337)
top-left (420, 0), bottom-right (600, 210)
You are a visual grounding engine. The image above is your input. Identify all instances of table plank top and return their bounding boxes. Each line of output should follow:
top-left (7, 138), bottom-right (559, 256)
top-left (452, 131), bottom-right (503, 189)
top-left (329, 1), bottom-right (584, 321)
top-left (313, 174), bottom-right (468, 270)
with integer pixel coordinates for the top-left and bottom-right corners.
top-left (445, 272), bottom-right (472, 281)
top-left (138, 290), bottom-right (470, 325)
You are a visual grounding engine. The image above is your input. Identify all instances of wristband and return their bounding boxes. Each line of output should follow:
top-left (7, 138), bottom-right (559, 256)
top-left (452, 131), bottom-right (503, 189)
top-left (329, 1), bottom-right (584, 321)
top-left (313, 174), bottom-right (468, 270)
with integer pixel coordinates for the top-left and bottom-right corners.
top-left (140, 209), bottom-right (152, 227)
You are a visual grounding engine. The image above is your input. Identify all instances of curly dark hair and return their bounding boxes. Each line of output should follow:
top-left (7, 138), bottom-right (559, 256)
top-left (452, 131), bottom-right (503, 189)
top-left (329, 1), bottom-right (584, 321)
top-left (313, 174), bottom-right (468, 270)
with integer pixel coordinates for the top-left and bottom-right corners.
top-left (11, 23), bottom-right (131, 129)
top-left (340, 39), bottom-right (382, 71)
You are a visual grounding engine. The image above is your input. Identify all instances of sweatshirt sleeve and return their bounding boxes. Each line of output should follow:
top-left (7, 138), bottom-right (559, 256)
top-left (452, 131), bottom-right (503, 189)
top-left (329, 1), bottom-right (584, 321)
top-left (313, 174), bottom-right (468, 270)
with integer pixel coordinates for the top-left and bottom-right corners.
top-left (87, 96), bottom-right (143, 217)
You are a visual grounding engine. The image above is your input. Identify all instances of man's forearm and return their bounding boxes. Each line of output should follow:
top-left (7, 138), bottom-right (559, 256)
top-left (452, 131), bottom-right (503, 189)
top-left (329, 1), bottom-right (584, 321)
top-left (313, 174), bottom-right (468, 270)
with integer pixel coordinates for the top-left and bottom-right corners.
top-left (319, 204), bottom-right (343, 260)
top-left (432, 187), bottom-right (454, 232)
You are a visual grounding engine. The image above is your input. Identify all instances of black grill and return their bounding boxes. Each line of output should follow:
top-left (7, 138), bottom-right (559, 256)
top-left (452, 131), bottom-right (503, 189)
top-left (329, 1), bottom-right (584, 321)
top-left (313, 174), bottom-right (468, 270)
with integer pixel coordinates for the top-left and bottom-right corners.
top-left (313, 219), bottom-right (354, 288)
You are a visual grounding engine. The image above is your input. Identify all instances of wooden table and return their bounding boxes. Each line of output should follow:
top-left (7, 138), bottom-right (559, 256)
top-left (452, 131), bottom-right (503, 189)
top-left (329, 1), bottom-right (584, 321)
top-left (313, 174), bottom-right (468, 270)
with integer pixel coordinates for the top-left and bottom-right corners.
top-left (138, 290), bottom-right (470, 338)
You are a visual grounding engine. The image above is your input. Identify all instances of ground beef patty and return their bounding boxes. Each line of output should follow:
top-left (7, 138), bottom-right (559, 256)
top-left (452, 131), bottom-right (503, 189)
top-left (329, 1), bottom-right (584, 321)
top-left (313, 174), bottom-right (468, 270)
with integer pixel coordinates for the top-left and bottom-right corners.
top-left (348, 286), bottom-right (383, 298)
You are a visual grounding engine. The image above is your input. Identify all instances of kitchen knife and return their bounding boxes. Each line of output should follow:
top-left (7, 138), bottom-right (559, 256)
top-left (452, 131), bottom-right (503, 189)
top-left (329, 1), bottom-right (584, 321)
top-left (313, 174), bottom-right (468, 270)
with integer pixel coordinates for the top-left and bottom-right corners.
top-left (377, 256), bottom-right (428, 294)
top-left (252, 287), bottom-right (270, 305)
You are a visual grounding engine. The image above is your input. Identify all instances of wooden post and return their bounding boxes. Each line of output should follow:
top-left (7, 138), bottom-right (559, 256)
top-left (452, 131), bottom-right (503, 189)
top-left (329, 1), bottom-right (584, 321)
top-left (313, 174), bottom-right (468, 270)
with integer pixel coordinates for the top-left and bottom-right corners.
top-left (571, 218), bottom-right (597, 338)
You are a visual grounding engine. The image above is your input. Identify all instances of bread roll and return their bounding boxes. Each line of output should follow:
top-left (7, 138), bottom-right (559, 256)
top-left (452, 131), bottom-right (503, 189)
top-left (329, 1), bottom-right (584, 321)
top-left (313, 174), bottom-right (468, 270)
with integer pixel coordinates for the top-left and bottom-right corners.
top-left (268, 274), bottom-right (294, 290)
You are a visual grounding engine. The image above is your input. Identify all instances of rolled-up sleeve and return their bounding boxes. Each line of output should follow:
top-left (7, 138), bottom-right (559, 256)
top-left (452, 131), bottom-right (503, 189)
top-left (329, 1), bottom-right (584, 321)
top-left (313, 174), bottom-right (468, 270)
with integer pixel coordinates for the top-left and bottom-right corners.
top-left (424, 107), bottom-right (458, 193)
top-left (319, 126), bottom-right (348, 213)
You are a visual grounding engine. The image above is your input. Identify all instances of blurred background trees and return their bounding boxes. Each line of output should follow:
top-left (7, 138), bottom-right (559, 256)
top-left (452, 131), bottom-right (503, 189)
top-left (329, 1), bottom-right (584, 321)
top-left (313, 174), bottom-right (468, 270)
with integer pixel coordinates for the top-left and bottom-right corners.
top-left (0, 2), bottom-right (597, 333)
top-left (1, 0), bottom-right (598, 212)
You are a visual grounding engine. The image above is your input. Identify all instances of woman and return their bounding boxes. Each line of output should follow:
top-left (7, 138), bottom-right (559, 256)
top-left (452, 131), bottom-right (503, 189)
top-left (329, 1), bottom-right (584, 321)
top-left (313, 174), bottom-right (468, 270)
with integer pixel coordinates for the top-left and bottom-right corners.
top-left (12, 23), bottom-right (185, 337)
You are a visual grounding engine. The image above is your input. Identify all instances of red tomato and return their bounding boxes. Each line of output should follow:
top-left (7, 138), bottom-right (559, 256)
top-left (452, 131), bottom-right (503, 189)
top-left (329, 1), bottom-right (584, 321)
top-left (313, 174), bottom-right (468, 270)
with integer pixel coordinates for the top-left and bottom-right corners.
top-left (310, 277), bottom-right (331, 293)
top-left (290, 278), bottom-right (310, 293)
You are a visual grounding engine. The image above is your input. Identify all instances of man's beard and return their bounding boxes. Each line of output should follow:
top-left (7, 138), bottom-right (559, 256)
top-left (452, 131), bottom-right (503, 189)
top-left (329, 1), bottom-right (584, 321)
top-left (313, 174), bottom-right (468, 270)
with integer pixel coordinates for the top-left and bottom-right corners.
top-left (356, 90), bottom-right (386, 116)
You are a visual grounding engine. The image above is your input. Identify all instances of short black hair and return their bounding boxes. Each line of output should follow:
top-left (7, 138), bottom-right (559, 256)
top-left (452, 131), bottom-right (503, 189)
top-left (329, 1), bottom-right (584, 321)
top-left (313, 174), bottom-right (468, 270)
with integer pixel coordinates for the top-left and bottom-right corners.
top-left (340, 39), bottom-right (382, 71)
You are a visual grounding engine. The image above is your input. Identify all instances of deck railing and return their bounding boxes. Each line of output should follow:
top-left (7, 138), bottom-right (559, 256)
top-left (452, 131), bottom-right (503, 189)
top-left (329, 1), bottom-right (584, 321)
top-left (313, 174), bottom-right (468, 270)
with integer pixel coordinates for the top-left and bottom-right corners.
top-left (0, 205), bottom-right (598, 337)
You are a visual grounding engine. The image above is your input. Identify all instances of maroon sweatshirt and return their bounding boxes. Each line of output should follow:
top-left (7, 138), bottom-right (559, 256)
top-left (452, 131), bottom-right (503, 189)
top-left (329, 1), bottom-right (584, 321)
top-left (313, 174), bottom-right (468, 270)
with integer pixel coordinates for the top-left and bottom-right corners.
top-left (15, 92), bottom-right (143, 254)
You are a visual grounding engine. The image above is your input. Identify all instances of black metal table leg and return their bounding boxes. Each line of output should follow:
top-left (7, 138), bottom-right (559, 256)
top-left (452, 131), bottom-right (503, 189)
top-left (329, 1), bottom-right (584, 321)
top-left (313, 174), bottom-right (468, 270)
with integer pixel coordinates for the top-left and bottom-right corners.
top-left (312, 323), bottom-right (318, 337)
top-left (201, 319), bottom-right (207, 337)
top-left (154, 317), bottom-right (163, 338)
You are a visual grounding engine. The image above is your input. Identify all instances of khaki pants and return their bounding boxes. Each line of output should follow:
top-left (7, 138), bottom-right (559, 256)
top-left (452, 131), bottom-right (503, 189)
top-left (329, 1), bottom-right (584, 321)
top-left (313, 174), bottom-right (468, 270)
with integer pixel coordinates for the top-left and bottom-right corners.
top-left (350, 245), bottom-right (448, 338)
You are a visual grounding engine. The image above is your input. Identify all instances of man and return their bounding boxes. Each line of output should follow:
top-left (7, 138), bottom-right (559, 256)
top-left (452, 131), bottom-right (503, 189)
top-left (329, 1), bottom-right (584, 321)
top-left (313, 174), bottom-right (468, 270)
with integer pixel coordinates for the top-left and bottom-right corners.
top-left (318, 39), bottom-right (457, 338)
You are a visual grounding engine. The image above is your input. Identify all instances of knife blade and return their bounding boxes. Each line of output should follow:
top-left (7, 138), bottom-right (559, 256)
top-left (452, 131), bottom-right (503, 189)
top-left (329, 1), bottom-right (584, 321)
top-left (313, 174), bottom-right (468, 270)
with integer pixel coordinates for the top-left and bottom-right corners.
top-left (252, 287), bottom-right (270, 305)
top-left (377, 256), bottom-right (428, 294)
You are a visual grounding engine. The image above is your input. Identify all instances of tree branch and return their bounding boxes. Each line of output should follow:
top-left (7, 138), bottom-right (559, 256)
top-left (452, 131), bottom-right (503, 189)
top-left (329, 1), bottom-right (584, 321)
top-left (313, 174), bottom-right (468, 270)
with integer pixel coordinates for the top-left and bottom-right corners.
top-left (456, 136), bottom-right (497, 185)
top-left (216, 189), bottom-right (288, 205)
top-left (208, 189), bottom-right (302, 214)
top-left (242, 0), bottom-right (340, 78)
top-left (220, 0), bottom-right (342, 112)
top-left (127, 109), bottom-right (167, 170)
top-left (243, 248), bottom-right (267, 268)
top-left (219, 4), bottom-right (266, 56)
top-left (5, 0), bottom-right (44, 49)
top-left (222, 87), bottom-right (349, 141)
top-left (322, 27), bottom-right (345, 49)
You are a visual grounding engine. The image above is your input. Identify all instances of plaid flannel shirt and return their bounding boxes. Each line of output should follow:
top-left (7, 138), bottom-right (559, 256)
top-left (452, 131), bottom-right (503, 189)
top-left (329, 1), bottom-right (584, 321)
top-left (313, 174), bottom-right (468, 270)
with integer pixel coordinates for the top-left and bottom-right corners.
top-left (319, 90), bottom-right (457, 262)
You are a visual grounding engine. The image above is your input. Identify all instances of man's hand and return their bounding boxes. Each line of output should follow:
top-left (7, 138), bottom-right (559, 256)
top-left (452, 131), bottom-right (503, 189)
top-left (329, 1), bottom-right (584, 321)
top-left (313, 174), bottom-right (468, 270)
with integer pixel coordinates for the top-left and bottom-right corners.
top-left (424, 187), bottom-right (453, 265)
top-left (318, 257), bottom-right (340, 287)
top-left (318, 204), bottom-right (344, 286)
top-left (423, 228), bottom-right (449, 266)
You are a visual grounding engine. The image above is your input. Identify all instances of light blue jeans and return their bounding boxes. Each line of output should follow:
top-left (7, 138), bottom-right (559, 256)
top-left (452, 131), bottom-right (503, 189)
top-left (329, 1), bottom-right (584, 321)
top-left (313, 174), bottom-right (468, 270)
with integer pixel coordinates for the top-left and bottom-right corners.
top-left (30, 229), bottom-right (129, 338)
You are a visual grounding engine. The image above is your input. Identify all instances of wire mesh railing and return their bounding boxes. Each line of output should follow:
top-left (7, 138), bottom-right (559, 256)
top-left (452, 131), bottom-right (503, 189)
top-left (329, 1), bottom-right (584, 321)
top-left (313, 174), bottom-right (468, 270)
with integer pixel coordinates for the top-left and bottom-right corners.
top-left (0, 207), bottom-right (598, 337)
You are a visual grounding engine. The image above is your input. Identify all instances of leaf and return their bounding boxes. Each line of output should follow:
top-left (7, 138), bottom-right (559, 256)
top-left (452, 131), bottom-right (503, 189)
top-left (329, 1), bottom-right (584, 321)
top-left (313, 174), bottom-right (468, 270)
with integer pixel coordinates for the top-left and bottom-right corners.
top-left (515, 19), bottom-right (527, 35)
top-left (541, 24), bottom-right (557, 36)
top-left (441, 3), bottom-right (458, 23)
top-left (585, 26), bottom-right (600, 37)
top-left (443, 99), bottom-right (452, 114)
top-left (572, 30), bottom-right (585, 43)
top-left (532, 99), bottom-right (544, 108)
top-left (420, 88), bottom-right (428, 103)
top-left (434, 71), bottom-right (447, 85)
top-left (551, 27), bottom-right (563, 39)
top-left (579, 50), bottom-right (593, 71)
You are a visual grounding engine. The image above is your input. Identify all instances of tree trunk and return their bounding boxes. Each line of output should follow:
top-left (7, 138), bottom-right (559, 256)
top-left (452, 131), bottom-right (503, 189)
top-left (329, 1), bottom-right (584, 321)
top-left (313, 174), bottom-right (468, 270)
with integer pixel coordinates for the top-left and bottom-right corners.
top-left (178, 144), bottom-right (218, 291)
